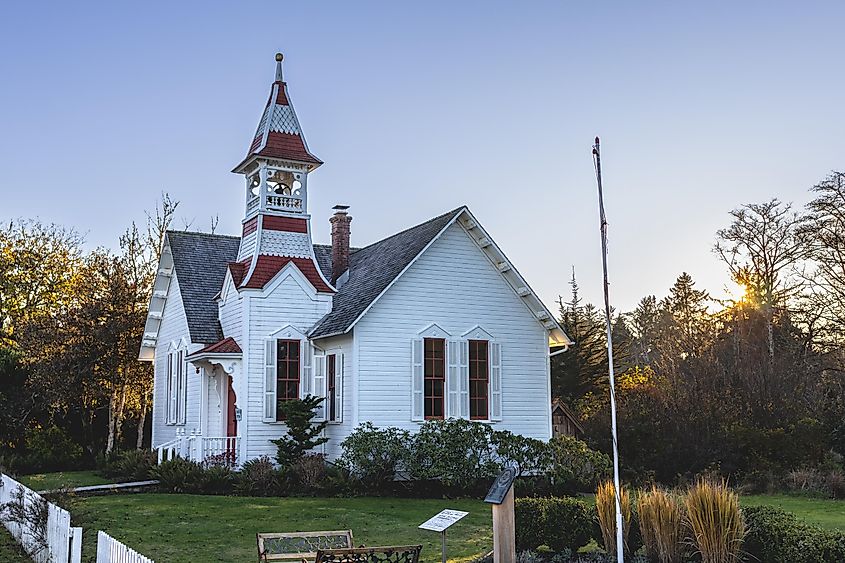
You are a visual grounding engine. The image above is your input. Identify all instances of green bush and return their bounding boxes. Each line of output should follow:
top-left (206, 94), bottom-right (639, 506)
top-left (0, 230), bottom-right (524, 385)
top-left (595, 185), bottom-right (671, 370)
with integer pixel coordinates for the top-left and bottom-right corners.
top-left (742, 505), bottom-right (845, 563)
top-left (102, 449), bottom-right (156, 482)
top-left (338, 423), bottom-right (411, 491)
top-left (515, 496), bottom-right (594, 553)
top-left (151, 457), bottom-right (204, 494)
top-left (235, 456), bottom-right (282, 497)
top-left (198, 465), bottom-right (235, 495)
top-left (546, 436), bottom-right (611, 493)
top-left (23, 426), bottom-right (83, 472)
top-left (405, 419), bottom-right (500, 492)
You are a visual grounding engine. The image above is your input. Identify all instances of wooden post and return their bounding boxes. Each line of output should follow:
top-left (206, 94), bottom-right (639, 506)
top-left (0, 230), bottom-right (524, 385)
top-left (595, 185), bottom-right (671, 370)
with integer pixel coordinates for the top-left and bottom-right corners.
top-left (492, 487), bottom-right (515, 563)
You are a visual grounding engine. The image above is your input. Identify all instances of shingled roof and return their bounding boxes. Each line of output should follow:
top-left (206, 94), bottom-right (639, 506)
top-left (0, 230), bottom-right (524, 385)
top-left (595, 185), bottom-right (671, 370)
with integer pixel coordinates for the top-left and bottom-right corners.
top-left (167, 231), bottom-right (241, 344)
top-left (166, 207), bottom-right (463, 344)
top-left (309, 207), bottom-right (464, 338)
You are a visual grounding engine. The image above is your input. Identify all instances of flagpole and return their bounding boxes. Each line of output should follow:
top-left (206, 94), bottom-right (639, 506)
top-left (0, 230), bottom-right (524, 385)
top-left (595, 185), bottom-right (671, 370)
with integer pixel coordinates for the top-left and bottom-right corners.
top-left (592, 136), bottom-right (624, 563)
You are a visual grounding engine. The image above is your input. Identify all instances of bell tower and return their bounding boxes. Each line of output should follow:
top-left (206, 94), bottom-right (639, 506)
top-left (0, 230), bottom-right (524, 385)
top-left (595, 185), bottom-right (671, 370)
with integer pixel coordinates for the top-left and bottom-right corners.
top-left (228, 54), bottom-right (333, 293)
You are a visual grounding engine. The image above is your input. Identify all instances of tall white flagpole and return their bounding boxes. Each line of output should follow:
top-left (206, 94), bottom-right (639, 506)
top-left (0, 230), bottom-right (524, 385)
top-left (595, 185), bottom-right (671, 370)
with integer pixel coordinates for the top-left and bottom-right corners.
top-left (592, 136), bottom-right (624, 563)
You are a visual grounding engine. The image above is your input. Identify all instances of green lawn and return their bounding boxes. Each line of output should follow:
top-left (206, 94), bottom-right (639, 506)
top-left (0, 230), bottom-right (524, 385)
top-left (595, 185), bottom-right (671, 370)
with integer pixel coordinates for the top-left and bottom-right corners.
top-left (72, 495), bottom-right (492, 563)
top-left (16, 470), bottom-right (112, 492)
top-left (0, 527), bottom-right (31, 563)
top-left (742, 494), bottom-right (845, 531)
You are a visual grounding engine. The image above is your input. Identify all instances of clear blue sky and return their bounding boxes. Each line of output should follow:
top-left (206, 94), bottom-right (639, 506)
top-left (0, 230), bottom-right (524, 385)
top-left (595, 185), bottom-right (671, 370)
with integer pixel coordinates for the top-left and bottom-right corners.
top-left (1, 1), bottom-right (842, 312)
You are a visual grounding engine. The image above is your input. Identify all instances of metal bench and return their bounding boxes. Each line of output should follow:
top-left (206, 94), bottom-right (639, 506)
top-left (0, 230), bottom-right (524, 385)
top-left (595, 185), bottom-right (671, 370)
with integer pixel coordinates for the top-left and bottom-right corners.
top-left (314, 545), bottom-right (423, 563)
top-left (257, 530), bottom-right (355, 562)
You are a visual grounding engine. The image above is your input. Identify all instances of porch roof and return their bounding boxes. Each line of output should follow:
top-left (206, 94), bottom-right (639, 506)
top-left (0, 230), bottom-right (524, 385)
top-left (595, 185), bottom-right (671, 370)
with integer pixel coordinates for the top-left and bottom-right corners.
top-left (187, 337), bottom-right (242, 357)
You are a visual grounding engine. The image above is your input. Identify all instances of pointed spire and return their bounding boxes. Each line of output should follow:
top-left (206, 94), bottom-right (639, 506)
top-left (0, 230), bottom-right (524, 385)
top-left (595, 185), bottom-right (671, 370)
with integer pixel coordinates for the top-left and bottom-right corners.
top-left (275, 52), bottom-right (284, 82)
top-left (232, 53), bottom-right (322, 173)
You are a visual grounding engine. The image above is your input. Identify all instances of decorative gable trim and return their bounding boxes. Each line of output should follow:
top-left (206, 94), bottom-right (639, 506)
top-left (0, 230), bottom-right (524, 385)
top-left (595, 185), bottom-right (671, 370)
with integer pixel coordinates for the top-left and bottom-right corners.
top-left (138, 238), bottom-right (175, 361)
top-left (461, 325), bottom-right (495, 341)
top-left (268, 323), bottom-right (308, 340)
top-left (417, 322), bottom-right (451, 338)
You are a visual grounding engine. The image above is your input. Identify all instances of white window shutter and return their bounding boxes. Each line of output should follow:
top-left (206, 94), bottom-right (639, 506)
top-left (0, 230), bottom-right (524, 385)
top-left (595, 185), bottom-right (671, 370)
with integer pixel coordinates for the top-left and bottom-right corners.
top-left (490, 342), bottom-right (502, 421)
top-left (447, 340), bottom-right (460, 418)
top-left (165, 352), bottom-right (176, 424)
top-left (313, 352), bottom-right (326, 422)
top-left (334, 354), bottom-right (344, 423)
top-left (263, 339), bottom-right (277, 421)
top-left (459, 340), bottom-right (470, 419)
top-left (178, 350), bottom-right (187, 425)
top-left (411, 339), bottom-right (424, 421)
top-left (301, 342), bottom-right (313, 397)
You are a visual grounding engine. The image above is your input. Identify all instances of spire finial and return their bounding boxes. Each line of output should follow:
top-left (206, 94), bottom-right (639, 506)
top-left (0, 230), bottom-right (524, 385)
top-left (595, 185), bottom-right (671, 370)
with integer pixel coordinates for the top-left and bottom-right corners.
top-left (275, 53), bottom-right (284, 82)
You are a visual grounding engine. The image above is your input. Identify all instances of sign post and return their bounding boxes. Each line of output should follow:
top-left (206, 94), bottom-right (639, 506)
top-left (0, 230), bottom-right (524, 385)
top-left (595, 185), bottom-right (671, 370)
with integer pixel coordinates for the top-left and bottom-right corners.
top-left (484, 467), bottom-right (518, 563)
top-left (419, 509), bottom-right (469, 563)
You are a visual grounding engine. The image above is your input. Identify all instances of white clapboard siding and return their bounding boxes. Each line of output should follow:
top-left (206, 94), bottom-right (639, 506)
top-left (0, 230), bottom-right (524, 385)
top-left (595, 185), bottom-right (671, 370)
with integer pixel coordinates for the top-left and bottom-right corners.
top-left (245, 273), bottom-right (333, 459)
top-left (312, 333), bottom-right (355, 459)
top-left (0, 474), bottom-right (82, 563)
top-left (96, 531), bottom-right (154, 563)
top-left (218, 274), bottom-right (243, 341)
top-left (354, 221), bottom-right (550, 440)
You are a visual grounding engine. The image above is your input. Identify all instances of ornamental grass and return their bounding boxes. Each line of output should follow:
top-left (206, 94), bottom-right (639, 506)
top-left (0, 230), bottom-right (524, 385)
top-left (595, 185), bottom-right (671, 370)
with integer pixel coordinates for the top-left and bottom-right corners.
top-left (595, 480), bottom-right (631, 557)
top-left (683, 479), bottom-right (745, 563)
top-left (637, 486), bottom-right (685, 563)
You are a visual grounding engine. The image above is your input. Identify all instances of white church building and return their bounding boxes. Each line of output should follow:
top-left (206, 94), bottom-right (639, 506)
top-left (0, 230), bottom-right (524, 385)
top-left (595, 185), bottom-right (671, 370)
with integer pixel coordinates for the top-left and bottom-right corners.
top-left (140, 54), bottom-right (571, 465)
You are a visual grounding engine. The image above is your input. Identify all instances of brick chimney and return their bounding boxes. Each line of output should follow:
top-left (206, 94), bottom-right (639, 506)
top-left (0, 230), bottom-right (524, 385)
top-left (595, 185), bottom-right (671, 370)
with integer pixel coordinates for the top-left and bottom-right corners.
top-left (330, 205), bottom-right (352, 285)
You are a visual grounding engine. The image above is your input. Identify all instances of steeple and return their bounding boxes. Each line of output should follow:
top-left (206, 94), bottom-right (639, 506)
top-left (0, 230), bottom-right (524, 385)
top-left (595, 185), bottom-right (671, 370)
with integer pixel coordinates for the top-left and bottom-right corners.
top-left (229, 54), bottom-right (334, 294)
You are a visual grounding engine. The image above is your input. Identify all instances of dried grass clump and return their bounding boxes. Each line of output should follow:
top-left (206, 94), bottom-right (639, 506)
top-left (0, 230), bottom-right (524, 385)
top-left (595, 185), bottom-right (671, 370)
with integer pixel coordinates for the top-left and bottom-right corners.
top-left (595, 480), bottom-right (631, 556)
top-left (638, 486), bottom-right (685, 563)
top-left (684, 479), bottom-right (745, 563)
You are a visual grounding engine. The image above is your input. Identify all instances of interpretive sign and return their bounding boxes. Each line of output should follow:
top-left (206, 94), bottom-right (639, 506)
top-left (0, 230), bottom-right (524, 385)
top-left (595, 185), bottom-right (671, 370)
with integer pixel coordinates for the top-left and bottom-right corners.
top-left (484, 466), bottom-right (518, 505)
top-left (418, 509), bottom-right (469, 532)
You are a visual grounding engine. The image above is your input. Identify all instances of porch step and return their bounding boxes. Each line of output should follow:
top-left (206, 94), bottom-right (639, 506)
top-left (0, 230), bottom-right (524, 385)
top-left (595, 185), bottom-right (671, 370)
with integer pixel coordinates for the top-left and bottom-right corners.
top-left (38, 480), bottom-right (159, 496)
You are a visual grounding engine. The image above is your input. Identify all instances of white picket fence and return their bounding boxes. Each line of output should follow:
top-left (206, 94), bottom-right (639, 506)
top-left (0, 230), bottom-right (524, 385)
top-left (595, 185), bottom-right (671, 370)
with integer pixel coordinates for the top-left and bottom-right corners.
top-left (0, 474), bottom-right (82, 563)
top-left (96, 531), bottom-right (154, 563)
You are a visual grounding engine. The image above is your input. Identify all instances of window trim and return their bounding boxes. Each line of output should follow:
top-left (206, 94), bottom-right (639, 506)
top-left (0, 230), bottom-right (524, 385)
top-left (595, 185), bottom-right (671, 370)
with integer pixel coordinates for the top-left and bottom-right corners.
top-left (275, 339), bottom-right (301, 421)
top-left (165, 344), bottom-right (187, 426)
top-left (423, 337), bottom-right (446, 420)
top-left (468, 339), bottom-right (490, 421)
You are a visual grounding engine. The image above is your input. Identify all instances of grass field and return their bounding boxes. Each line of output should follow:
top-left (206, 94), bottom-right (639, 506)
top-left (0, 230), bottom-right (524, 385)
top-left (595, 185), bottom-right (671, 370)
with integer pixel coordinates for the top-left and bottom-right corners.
top-left (742, 494), bottom-right (845, 531)
top-left (16, 470), bottom-right (112, 492)
top-left (0, 527), bottom-right (31, 563)
top-left (72, 495), bottom-right (492, 563)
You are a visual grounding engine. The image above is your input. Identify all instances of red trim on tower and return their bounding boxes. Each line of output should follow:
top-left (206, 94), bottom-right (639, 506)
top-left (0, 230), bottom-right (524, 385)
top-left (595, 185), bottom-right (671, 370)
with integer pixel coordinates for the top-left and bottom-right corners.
top-left (242, 217), bottom-right (258, 237)
top-left (256, 131), bottom-right (322, 165)
top-left (274, 82), bottom-right (290, 105)
top-left (249, 134), bottom-right (263, 153)
top-left (228, 260), bottom-right (250, 287)
top-left (262, 216), bottom-right (308, 233)
top-left (242, 255), bottom-right (334, 292)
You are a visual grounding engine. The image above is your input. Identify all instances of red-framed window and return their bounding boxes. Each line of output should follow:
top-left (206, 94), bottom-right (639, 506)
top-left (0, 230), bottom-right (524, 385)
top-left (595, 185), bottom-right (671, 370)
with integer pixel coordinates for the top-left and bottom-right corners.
top-left (327, 354), bottom-right (337, 422)
top-left (423, 338), bottom-right (446, 420)
top-left (469, 339), bottom-right (489, 420)
top-left (276, 339), bottom-right (300, 420)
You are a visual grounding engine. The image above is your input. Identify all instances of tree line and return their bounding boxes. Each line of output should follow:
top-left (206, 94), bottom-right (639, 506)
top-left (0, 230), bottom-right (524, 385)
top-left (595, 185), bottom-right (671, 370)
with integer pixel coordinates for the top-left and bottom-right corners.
top-left (0, 195), bottom-right (178, 470)
top-left (554, 171), bottom-right (845, 484)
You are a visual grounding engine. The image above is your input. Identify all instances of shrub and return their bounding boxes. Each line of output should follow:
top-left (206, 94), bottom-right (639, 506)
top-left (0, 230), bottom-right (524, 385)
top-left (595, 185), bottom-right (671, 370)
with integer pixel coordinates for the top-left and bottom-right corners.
top-left (595, 481), bottom-right (632, 557)
top-left (198, 465), bottom-right (234, 495)
top-left (23, 426), bottom-right (83, 472)
top-left (784, 467), bottom-right (845, 499)
top-left (235, 456), bottom-right (282, 497)
top-left (271, 396), bottom-right (329, 468)
top-left (515, 496), bottom-right (594, 553)
top-left (546, 436), bottom-right (611, 493)
top-left (103, 449), bottom-right (156, 482)
top-left (742, 505), bottom-right (845, 563)
top-left (637, 487), bottom-right (685, 563)
top-left (338, 423), bottom-right (411, 491)
top-left (291, 454), bottom-right (327, 493)
top-left (684, 479), bottom-right (744, 563)
top-left (405, 419), bottom-right (500, 492)
top-left (493, 431), bottom-right (548, 476)
top-left (151, 457), bottom-right (204, 494)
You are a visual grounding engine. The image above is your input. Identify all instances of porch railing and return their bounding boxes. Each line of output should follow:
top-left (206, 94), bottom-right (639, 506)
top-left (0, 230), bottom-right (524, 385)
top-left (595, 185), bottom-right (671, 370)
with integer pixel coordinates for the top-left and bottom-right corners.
top-left (155, 433), bottom-right (240, 467)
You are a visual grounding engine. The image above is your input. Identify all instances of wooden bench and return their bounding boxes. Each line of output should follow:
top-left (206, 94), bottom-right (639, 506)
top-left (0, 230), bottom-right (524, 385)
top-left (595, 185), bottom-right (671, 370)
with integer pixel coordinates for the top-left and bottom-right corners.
top-left (314, 545), bottom-right (423, 563)
top-left (257, 530), bottom-right (354, 562)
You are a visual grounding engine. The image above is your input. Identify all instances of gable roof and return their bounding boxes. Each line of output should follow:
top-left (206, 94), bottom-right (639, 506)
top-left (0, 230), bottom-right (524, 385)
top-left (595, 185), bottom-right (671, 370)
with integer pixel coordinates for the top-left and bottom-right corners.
top-left (167, 231), bottom-right (240, 344)
top-left (309, 207), bottom-right (465, 338)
